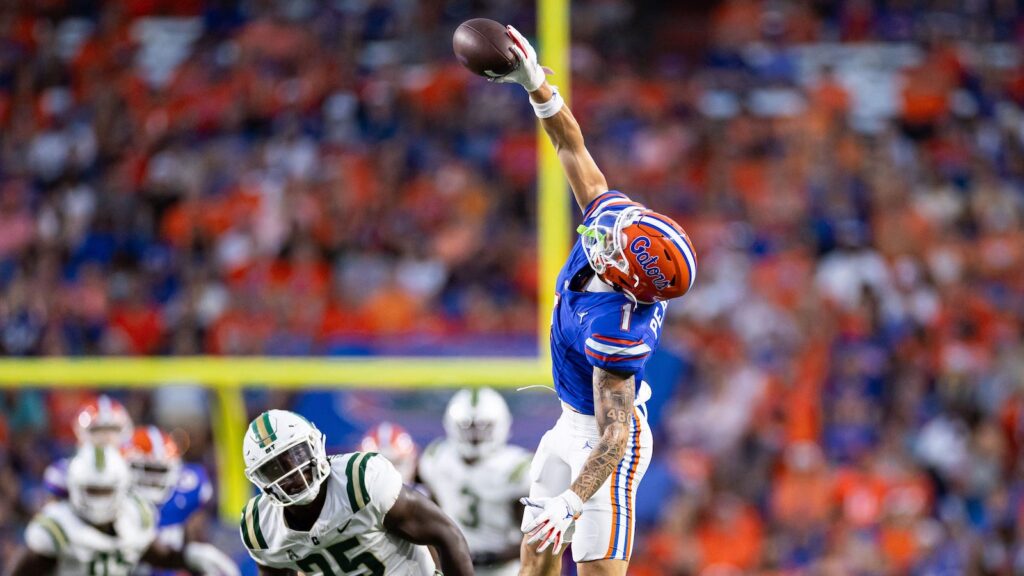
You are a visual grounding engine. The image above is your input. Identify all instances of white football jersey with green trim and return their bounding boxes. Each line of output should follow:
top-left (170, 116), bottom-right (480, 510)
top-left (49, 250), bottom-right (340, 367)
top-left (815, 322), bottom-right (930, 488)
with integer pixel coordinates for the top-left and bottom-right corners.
top-left (24, 496), bottom-right (157, 576)
top-left (418, 440), bottom-right (531, 556)
top-left (241, 452), bottom-right (435, 575)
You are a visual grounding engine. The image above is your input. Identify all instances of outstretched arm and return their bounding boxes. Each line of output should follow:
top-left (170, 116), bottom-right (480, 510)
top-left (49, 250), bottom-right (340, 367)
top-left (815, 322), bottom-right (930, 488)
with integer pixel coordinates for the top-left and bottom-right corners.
top-left (530, 82), bottom-right (609, 212)
top-left (383, 486), bottom-right (474, 576)
top-left (493, 26), bottom-right (608, 212)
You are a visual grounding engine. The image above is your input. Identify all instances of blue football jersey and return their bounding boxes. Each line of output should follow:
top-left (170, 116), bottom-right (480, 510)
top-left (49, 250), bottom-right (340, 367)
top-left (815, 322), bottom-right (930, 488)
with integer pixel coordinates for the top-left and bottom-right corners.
top-left (551, 191), bottom-right (669, 415)
top-left (158, 463), bottom-right (212, 529)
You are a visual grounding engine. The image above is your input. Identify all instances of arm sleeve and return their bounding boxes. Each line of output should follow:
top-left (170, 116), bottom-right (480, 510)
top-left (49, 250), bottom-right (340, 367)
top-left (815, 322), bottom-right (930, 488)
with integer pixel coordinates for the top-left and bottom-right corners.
top-left (364, 454), bottom-right (404, 527)
top-left (583, 309), bottom-right (654, 376)
top-left (581, 191), bottom-right (631, 222)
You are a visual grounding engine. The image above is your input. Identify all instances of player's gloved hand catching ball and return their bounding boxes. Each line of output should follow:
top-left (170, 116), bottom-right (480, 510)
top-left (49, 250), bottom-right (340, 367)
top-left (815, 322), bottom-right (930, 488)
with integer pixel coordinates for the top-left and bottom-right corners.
top-left (184, 542), bottom-right (240, 576)
top-left (491, 25), bottom-right (552, 92)
top-left (521, 489), bottom-right (583, 554)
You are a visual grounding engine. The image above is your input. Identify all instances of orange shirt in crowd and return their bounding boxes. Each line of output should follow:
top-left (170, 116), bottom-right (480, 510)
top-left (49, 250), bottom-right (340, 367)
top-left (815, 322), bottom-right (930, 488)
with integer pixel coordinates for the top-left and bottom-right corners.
top-left (880, 521), bottom-right (921, 572)
top-left (833, 468), bottom-right (889, 527)
top-left (772, 465), bottom-right (833, 527)
top-left (109, 304), bottom-right (164, 354)
top-left (697, 504), bottom-right (764, 570)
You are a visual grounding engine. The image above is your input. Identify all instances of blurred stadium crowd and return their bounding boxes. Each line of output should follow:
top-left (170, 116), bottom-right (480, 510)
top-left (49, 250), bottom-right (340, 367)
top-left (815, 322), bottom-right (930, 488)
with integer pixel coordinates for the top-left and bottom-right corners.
top-left (2, 0), bottom-right (1024, 574)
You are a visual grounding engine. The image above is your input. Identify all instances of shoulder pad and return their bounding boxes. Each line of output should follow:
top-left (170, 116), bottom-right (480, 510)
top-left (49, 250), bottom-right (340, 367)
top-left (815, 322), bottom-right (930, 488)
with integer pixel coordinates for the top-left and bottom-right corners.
top-left (342, 452), bottom-right (380, 513)
top-left (29, 511), bottom-right (70, 554)
top-left (240, 494), bottom-right (270, 551)
top-left (130, 494), bottom-right (156, 531)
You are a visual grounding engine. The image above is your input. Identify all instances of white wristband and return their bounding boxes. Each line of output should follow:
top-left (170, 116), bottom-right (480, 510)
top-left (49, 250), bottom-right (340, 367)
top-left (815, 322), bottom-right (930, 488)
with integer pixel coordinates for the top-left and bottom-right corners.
top-left (532, 87), bottom-right (564, 119)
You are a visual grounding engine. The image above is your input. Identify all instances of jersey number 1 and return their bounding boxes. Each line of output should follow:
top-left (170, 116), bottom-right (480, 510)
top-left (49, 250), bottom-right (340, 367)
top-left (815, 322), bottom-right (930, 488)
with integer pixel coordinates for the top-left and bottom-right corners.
top-left (296, 537), bottom-right (385, 575)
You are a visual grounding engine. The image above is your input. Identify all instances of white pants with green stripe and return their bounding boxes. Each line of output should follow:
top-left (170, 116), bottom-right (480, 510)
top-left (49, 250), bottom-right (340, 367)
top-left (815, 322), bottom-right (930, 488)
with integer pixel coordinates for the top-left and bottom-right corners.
top-left (520, 402), bottom-right (652, 563)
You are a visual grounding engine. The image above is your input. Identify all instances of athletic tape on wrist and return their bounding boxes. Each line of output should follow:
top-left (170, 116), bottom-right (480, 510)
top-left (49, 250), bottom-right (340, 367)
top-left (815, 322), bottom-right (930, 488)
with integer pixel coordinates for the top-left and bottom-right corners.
top-left (532, 87), bottom-right (564, 119)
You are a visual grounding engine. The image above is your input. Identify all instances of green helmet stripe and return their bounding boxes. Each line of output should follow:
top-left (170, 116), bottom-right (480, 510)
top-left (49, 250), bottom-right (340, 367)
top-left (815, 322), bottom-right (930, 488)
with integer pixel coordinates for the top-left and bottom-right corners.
top-left (470, 388), bottom-right (480, 407)
top-left (261, 413), bottom-right (276, 442)
top-left (94, 445), bottom-right (105, 471)
top-left (251, 495), bottom-right (268, 549)
top-left (251, 412), bottom-right (278, 448)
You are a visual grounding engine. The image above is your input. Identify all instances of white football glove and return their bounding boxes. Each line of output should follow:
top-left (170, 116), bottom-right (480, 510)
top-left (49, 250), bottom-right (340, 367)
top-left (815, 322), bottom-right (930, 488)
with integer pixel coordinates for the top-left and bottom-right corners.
top-left (491, 25), bottom-right (551, 92)
top-left (184, 542), bottom-right (240, 576)
top-left (521, 489), bottom-right (583, 554)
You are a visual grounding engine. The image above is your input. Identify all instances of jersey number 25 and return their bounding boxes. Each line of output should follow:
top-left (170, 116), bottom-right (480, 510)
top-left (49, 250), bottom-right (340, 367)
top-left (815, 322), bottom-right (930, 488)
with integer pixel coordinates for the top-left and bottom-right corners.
top-left (296, 537), bottom-right (384, 576)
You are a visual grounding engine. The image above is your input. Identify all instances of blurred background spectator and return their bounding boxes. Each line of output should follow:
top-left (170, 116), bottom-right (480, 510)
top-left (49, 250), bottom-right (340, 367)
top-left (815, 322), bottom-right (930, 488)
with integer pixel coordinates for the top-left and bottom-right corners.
top-left (2, 0), bottom-right (1024, 574)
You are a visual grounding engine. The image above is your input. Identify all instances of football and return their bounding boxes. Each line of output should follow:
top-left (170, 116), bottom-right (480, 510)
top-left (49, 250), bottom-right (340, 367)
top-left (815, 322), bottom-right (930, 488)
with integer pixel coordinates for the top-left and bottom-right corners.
top-left (453, 18), bottom-right (517, 78)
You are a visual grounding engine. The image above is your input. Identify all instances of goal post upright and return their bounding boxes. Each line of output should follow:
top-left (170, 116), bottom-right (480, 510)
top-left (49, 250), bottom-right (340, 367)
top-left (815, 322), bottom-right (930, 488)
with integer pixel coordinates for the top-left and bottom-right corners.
top-left (536, 0), bottom-right (571, 369)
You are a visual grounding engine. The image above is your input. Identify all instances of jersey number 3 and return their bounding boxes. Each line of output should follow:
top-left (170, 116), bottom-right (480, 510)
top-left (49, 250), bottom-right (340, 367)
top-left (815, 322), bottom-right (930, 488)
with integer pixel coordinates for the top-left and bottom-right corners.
top-left (296, 537), bottom-right (384, 575)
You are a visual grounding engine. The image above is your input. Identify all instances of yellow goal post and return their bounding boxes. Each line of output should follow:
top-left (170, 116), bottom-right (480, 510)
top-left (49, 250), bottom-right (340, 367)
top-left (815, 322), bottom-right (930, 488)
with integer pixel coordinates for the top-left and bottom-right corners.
top-left (0, 0), bottom-right (570, 525)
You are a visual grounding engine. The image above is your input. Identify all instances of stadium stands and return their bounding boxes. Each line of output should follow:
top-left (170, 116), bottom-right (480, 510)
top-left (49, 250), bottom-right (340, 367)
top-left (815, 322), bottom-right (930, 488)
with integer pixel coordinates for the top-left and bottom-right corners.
top-left (2, 0), bottom-right (1024, 573)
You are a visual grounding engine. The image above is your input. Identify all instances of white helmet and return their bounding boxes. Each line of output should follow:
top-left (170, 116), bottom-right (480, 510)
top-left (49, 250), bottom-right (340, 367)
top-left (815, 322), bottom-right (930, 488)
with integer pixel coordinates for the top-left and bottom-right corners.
top-left (443, 388), bottom-right (512, 460)
top-left (243, 410), bottom-right (330, 506)
top-left (67, 444), bottom-right (131, 526)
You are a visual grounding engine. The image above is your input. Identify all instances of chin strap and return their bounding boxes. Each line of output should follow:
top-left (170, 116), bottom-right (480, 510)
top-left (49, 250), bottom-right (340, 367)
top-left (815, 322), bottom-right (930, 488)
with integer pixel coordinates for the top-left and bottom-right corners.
top-left (623, 288), bottom-right (639, 309)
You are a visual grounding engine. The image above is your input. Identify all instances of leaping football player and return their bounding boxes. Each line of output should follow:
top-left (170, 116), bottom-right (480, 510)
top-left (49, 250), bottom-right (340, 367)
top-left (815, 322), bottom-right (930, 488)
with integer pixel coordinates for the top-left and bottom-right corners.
top-left (487, 26), bottom-right (697, 576)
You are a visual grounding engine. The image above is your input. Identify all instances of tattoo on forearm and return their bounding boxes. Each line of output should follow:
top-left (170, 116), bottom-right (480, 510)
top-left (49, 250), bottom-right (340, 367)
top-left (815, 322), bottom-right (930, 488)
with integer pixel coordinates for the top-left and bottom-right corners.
top-left (570, 370), bottom-right (635, 501)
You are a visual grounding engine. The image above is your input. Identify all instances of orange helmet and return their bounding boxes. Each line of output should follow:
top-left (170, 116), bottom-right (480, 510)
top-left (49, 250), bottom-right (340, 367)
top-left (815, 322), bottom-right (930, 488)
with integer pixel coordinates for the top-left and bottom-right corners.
top-left (122, 425), bottom-right (181, 505)
top-left (359, 422), bottom-right (418, 483)
top-left (74, 395), bottom-right (134, 447)
top-left (579, 206), bottom-right (697, 304)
